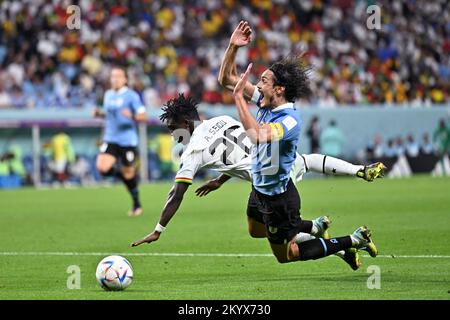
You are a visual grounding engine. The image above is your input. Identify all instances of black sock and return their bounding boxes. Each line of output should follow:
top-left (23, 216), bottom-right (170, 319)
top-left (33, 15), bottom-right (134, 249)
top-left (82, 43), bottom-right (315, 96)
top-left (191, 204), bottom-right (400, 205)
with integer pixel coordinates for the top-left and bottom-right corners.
top-left (120, 175), bottom-right (141, 209)
top-left (298, 220), bottom-right (313, 233)
top-left (298, 236), bottom-right (352, 261)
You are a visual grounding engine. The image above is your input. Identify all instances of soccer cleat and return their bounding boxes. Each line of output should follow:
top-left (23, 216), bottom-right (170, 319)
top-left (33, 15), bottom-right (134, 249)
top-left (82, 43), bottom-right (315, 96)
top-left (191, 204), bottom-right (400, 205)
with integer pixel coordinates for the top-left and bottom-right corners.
top-left (335, 248), bottom-right (361, 271)
top-left (127, 207), bottom-right (143, 217)
top-left (351, 226), bottom-right (378, 257)
top-left (312, 216), bottom-right (331, 239)
top-left (357, 162), bottom-right (387, 182)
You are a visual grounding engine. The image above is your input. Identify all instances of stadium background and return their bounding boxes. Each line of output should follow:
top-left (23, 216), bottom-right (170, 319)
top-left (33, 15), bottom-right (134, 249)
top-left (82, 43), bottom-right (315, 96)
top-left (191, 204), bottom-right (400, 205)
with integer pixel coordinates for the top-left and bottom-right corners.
top-left (0, 0), bottom-right (450, 301)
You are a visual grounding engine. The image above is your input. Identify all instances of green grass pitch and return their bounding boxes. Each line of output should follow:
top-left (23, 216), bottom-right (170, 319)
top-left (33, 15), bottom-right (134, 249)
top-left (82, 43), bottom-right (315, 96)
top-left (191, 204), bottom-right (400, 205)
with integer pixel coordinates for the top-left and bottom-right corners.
top-left (0, 176), bottom-right (449, 300)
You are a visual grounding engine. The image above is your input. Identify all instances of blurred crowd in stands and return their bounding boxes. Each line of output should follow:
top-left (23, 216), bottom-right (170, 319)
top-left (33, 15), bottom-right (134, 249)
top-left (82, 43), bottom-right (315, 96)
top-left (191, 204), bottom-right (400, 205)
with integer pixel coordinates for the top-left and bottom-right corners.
top-left (0, 0), bottom-right (449, 109)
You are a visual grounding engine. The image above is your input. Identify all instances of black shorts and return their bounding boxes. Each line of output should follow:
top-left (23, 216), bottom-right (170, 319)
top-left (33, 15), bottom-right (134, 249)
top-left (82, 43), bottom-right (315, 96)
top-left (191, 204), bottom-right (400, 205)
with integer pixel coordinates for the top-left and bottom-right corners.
top-left (100, 142), bottom-right (138, 167)
top-left (247, 179), bottom-right (303, 245)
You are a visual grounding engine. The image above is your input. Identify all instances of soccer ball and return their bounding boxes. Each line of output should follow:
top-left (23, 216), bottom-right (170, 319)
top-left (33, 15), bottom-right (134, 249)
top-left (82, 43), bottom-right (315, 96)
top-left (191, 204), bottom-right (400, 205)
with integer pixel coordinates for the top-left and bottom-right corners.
top-left (95, 255), bottom-right (134, 291)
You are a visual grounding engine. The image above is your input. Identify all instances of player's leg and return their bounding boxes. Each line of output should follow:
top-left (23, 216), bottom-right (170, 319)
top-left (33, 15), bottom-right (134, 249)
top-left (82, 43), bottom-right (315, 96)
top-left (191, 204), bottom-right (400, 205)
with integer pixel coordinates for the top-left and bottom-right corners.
top-left (246, 189), bottom-right (268, 238)
top-left (302, 154), bottom-right (386, 182)
top-left (247, 217), bottom-right (266, 238)
top-left (96, 143), bottom-right (118, 176)
top-left (118, 147), bottom-right (142, 216)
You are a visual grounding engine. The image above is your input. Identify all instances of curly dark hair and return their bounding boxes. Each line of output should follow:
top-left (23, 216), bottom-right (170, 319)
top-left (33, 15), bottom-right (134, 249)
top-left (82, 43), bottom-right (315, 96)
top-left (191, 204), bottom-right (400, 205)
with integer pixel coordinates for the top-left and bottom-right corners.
top-left (269, 55), bottom-right (312, 102)
top-left (160, 93), bottom-right (200, 123)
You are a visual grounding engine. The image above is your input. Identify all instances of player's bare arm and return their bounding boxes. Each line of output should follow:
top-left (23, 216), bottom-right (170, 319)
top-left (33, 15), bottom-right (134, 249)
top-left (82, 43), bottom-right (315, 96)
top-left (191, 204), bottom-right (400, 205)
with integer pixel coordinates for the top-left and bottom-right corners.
top-left (131, 182), bottom-right (190, 247)
top-left (233, 63), bottom-right (276, 143)
top-left (121, 109), bottom-right (148, 123)
top-left (195, 174), bottom-right (232, 197)
top-left (218, 20), bottom-right (255, 99)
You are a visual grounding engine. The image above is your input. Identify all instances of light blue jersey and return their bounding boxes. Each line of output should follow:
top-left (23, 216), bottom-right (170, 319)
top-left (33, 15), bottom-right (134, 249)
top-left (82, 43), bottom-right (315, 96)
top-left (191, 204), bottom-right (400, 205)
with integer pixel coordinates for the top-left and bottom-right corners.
top-left (251, 101), bottom-right (301, 196)
top-left (102, 87), bottom-right (145, 147)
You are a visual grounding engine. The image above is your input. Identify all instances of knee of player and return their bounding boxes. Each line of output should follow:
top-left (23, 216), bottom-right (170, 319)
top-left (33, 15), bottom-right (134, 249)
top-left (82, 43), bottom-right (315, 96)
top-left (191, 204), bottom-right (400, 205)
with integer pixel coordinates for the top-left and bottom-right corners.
top-left (121, 170), bottom-right (135, 180)
top-left (97, 165), bottom-right (111, 175)
top-left (287, 242), bottom-right (300, 261)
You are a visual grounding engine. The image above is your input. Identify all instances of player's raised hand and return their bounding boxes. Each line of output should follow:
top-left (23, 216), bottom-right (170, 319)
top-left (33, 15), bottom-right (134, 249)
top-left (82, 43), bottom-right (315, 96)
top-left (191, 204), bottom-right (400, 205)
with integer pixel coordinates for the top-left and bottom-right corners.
top-left (122, 108), bottom-right (133, 119)
top-left (195, 179), bottom-right (222, 197)
top-left (130, 231), bottom-right (160, 247)
top-left (233, 63), bottom-right (253, 97)
top-left (230, 20), bottom-right (252, 47)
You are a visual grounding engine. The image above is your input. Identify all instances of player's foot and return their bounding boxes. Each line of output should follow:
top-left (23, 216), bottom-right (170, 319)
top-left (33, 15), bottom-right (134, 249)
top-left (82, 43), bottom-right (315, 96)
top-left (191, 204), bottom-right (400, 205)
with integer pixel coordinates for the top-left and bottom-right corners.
top-left (351, 226), bottom-right (378, 257)
top-left (127, 207), bottom-right (143, 217)
top-left (312, 216), bottom-right (331, 239)
top-left (335, 248), bottom-right (361, 271)
top-left (357, 162), bottom-right (386, 182)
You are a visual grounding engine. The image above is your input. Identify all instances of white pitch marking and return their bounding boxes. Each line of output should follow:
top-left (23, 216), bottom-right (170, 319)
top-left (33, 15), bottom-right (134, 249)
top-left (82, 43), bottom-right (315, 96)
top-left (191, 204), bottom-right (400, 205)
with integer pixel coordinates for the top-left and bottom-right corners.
top-left (0, 252), bottom-right (450, 259)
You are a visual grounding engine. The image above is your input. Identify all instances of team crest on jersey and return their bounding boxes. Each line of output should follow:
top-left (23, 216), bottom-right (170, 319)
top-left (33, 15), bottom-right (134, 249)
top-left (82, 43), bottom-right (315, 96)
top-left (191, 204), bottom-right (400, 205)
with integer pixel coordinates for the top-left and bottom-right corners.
top-left (111, 98), bottom-right (124, 107)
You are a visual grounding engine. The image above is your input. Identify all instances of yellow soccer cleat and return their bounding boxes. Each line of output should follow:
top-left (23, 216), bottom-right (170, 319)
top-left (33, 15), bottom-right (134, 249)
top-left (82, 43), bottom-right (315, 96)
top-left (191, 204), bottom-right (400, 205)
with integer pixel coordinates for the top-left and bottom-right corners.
top-left (351, 226), bottom-right (378, 257)
top-left (336, 248), bottom-right (362, 271)
top-left (357, 162), bottom-right (387, 182)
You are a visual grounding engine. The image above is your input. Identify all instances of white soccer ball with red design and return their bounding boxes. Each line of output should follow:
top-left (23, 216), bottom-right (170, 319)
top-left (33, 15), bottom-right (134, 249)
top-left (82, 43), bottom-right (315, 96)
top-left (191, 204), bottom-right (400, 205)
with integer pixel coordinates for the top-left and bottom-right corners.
top-left (95, 255), bottom-right (133, 291)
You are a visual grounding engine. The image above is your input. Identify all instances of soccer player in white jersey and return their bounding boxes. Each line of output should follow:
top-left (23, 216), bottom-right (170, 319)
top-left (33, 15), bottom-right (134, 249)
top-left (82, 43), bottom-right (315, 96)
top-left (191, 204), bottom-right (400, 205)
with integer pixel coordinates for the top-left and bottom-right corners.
top-left (131, 93), bottom-right (383, 269)
top-left (93, 66), bottom-right (147, 216)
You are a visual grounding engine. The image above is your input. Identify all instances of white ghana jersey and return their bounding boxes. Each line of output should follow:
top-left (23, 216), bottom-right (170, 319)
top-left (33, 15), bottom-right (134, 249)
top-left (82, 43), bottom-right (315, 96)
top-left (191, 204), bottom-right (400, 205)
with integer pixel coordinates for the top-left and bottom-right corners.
top-left (174, 115), bottom-right (306, 185)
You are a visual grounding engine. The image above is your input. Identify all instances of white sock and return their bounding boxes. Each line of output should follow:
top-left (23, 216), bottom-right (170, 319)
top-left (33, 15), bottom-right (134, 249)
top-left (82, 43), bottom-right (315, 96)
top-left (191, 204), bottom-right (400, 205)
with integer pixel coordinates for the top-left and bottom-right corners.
top-left (294, 232), bottom-right (316, 243)
top-left (335, 250), bottom-right (345, 258)
top-left (310, 224), bottom-right (319, 236)
top-left (350, 235), bottom-right (359, 246)
top-left (303, 154), bottom-right (364, 176)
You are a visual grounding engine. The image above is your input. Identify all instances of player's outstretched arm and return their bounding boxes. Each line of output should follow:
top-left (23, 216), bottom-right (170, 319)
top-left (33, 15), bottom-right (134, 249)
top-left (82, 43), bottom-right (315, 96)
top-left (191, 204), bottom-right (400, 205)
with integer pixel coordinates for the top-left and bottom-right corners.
top-left (218, 20), bottom-right (255, 100)
top-left (195, 174), bottom-right (232, 197)
top-left (130, 182), bottom-right (190, 247)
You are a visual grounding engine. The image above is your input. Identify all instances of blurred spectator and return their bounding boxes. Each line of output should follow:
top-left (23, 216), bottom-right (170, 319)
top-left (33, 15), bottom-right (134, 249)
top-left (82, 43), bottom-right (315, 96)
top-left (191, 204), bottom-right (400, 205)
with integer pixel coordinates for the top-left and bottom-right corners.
top-left (366, 134), bottom-right (384, 160)
top-left (69, 155), bottom-right (93, 185)
top-left (43, 132), bottom-right (75, 183)
top-left (7, 145), bottom-right (27, 180)
top-left (433, 119), bottom-right (450, 156)
top-left (394, 136), bottom-right (406, 156)
top-left (384, 139), bottom-right (397, 158)
top-left (405, 134), bottom-right (419, 157)
top-left (156, 132), bottom-right (176, 180)
top-left (420, 133), bottom-right (435, 155)
top-left (0, 0), bottom-right (448, 108)
top-left (306, 116), bottom-right (320, 153)
top-left (319, 119), bottom-right (345, 158)
top-left (0, 145), bottom-right (27, 188)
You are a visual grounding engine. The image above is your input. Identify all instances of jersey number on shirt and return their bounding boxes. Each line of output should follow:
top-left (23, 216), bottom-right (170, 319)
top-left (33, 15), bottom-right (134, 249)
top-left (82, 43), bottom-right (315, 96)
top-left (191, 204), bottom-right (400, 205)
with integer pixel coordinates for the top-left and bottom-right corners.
top-left (208, 125), bottom-right (251, 165)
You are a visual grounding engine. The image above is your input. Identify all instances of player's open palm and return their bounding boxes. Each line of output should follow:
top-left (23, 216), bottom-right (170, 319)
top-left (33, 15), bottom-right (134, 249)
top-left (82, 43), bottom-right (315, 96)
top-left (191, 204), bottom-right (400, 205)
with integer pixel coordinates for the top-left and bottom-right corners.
top-left (230, 20), bottom-right (252, 47)
top-left (195, 179), bottom-right (222, 197)
top-left (233, 63), bottom-right (253, 96)
top-left (130, 231), bottom-right (160, 247)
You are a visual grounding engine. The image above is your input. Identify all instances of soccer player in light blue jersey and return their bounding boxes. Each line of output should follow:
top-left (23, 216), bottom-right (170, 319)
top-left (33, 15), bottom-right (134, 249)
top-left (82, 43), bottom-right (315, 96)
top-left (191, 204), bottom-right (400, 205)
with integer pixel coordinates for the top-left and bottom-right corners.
top-left (221, 21), bottom-right (378, 265)
top-left (93, 66), bottom-right (147, 216)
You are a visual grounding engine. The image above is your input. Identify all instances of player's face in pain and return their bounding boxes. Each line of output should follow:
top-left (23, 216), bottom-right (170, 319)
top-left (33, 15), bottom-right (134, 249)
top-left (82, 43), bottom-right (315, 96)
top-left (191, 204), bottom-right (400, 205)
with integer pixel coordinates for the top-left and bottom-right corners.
top-left (256, 69), bottom-right (278, 108)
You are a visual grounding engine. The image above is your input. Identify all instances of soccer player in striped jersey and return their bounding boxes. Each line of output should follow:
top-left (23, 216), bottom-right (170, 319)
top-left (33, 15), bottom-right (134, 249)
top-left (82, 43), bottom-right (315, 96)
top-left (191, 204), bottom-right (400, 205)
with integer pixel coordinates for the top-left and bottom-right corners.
top-left (93, 66), bottom-right (147, 216)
